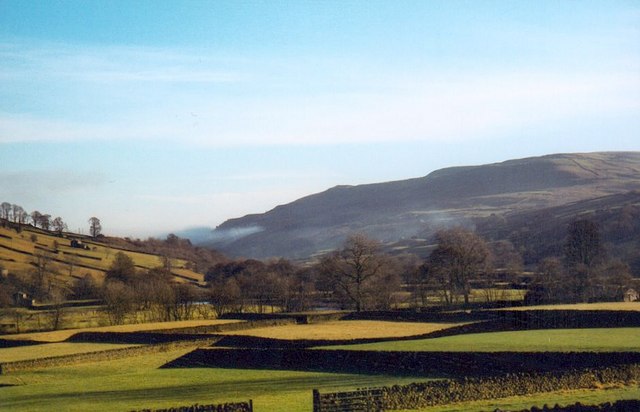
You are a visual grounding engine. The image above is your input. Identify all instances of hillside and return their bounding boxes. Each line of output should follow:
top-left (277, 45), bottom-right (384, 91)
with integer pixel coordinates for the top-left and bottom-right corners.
top-left (0, 223), bottom-right (213, 290)
top-left (206, 152), bottom-right (640, 260)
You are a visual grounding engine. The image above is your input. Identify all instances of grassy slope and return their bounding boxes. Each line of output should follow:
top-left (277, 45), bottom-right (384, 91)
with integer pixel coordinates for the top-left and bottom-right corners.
top-left (0, 225), bottom-right (204, 284)
top-left (327, 328), bottom-right (640, 352)
top-left (0, 342), bottom-right (138, 362)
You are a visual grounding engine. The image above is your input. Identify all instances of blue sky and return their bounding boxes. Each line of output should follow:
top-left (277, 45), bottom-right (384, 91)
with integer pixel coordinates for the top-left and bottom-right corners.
top-left (1, 1), bottom-right (639, 237)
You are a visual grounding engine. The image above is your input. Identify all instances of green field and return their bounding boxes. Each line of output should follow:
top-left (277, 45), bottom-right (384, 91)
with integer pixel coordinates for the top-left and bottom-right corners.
top-left (326, 328), bottom-right (640, 352)
top-left (0, 347), bottom-right (427, 411)
top-left (0, 342), bottom-right (138, 362)
top-left (407, 387), bottom-right (640, 412)
top-left (1, 345), bottom-right (638, 412)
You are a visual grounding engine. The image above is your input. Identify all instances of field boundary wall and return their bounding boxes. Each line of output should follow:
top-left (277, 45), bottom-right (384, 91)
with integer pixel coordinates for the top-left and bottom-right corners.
top-left (135, 400), bottom-right (253, 412)
top-left (313, 364), bottom-right (640, 411)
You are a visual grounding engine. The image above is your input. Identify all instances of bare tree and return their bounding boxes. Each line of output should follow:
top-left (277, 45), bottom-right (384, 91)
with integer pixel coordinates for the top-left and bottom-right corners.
top-left (0, 202), bottom-right (11, 223)
top-left (564, 219), bottom-right (603, 301)
top-left (30, 210), bottom-right (42, 228)
top-left (564, 219), bottom-right (603, 268)
top-left (208, 277), bottom-right (242, 316)
top-left (427, 227), bottom-right (492, 305)
top-left (52, 217), bottom-right (67, 235)
top-left (48, 288), bottom-right (67, 330)
top-left (88, 217), bottom-right (102, 238)
top-left (319, 234), bottom-right (398, 312)
top-left (31, 251), bottom-right (55, 299)
top-left (11, 204), bottom-right (23, 223)
top-left (40, 214), bottom-right (51, 231)
top-left (102, 281), bottom-right (135, 325)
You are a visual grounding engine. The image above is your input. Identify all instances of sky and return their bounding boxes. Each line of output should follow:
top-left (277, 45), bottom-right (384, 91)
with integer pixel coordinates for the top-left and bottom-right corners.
top-left (1, 0), bottom-right (639, 238)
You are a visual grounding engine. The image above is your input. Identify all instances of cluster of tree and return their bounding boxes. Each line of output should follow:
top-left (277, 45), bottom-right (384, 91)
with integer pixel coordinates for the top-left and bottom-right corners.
top-left (476, 197), bottom-right (640, 275)
top-left (201, 230), bottom-right (498, 313)
top-left (0, 201), bottom-right (65, 233)
top-left (1, 200), bottom-right (102, 238)
top-left (526, 219), bottom-right (635, 304)
top-left (205, 258), bottom-right (315, 316)
top-left (100, 252), bottom-right (201, 324)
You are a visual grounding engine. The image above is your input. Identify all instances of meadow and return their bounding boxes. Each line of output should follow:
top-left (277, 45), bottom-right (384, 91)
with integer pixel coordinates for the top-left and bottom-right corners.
top-left (1, 345), bottom-right (638, 412)
top-left (326, 328), bottom-right (640, 352)
top-left (0, 318), bottom-right (242, 343)
top-left (0, 342), bottom-right (138, 363)
top-left (219, 320), bottom-right (462, 341)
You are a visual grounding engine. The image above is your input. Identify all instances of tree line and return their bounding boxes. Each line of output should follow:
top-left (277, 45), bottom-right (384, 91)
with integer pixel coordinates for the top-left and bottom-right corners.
top-left (1, 201), bottom-right (102, 237)
top-left (1, 200), bottom-right (636, 330)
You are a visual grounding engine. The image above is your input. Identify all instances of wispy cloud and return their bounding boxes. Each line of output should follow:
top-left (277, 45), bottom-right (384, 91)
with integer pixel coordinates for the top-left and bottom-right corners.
top-left (1, 40), bottom-right (639, 147)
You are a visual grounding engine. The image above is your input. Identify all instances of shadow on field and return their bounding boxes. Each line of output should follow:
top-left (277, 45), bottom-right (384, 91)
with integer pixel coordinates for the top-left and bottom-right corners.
top-left (0, 339), bottom-right (41, 348)
top-left (162, 348), bottom-right (640, 379)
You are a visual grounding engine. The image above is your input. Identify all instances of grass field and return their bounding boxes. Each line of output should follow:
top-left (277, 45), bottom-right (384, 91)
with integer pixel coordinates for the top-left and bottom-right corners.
top-left (0, 346), bottom-right (638, 412)
top-left (0, 319), bottom-right (243, 343)
top-left (0, 347), bottom-right (427, 411)
top-left (0, 342), bottom-right (138, 362)
top-left (220, 320), bottom-right (463, 341)
top-left (326, 328), bottom-right (640, 352)
top-left (406, 387), bottom-right (640, 412)
top-left (498, 302), bottom-right (640, 311)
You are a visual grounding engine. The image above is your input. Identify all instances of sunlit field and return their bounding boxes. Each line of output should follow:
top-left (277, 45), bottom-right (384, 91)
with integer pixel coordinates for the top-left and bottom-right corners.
top-left (220, 320), bottom-right (463, 341)
top-left (0, 319), bottom-right (243, 343)
top-left (0, 347), bottom-right (427, 412)
top-left (0, 342), bottom-right (138, 362)
top-left (327, 328), bottom-right (640, 352)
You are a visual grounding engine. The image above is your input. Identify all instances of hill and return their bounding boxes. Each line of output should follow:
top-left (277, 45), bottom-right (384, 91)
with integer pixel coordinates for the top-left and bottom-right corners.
top-left (0, 223), bottom-right (224, 292)
top-left (205, 152), bottom-right (640, 260)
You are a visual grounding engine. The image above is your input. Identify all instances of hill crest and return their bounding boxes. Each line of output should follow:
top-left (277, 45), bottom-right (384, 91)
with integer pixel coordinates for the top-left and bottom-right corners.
top-left (206, 152), bottom-right (640, 259)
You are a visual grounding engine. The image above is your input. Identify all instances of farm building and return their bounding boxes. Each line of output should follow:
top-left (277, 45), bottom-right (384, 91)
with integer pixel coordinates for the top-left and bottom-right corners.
top-left (623, 288), bottom-right (639, 302)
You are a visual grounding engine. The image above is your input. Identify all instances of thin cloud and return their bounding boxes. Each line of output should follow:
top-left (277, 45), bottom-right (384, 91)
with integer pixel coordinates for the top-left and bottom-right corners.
top-left (1, 41), bottom-right (638, 147)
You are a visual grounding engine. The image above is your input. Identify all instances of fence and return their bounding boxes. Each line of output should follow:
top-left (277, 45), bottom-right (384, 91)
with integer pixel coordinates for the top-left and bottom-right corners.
top-left (135, 400), bottom-right (253, 412)
top-left (313, 388), bottom-right (384, 412)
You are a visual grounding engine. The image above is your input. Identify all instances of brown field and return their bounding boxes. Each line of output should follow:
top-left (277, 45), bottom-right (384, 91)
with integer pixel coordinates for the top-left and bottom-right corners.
top-left (0, 342), bottom-right (138, 362)
top-left (496, 302), bottom-right (640, 311)
top-left (220, 320), bottom-right (462, 341)
top-left (0, 319), bottom-right (243, 342)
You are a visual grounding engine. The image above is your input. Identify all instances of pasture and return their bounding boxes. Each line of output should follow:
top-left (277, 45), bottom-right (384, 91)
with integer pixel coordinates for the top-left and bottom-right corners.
top-left (0, 346), bottom-right (638, 412)
top-left (0, 347), bottom-right (425, 411)
top-left (327, 328), bottom-right (640, 352)
top-left (499, 302), bottom-right (640, 311)
top-left (220, 320), bottom-right (462, 341)
top-left (1, 304), bottom-right (639, 410)
top-left (0, 342), bottom-right (138, 362)
top-left (0, 318), bottom-right (243, 343)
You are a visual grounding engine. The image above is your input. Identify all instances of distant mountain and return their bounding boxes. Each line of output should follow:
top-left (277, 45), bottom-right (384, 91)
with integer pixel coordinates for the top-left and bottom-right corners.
top-left (204, 152), bottom-right (640, 260)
